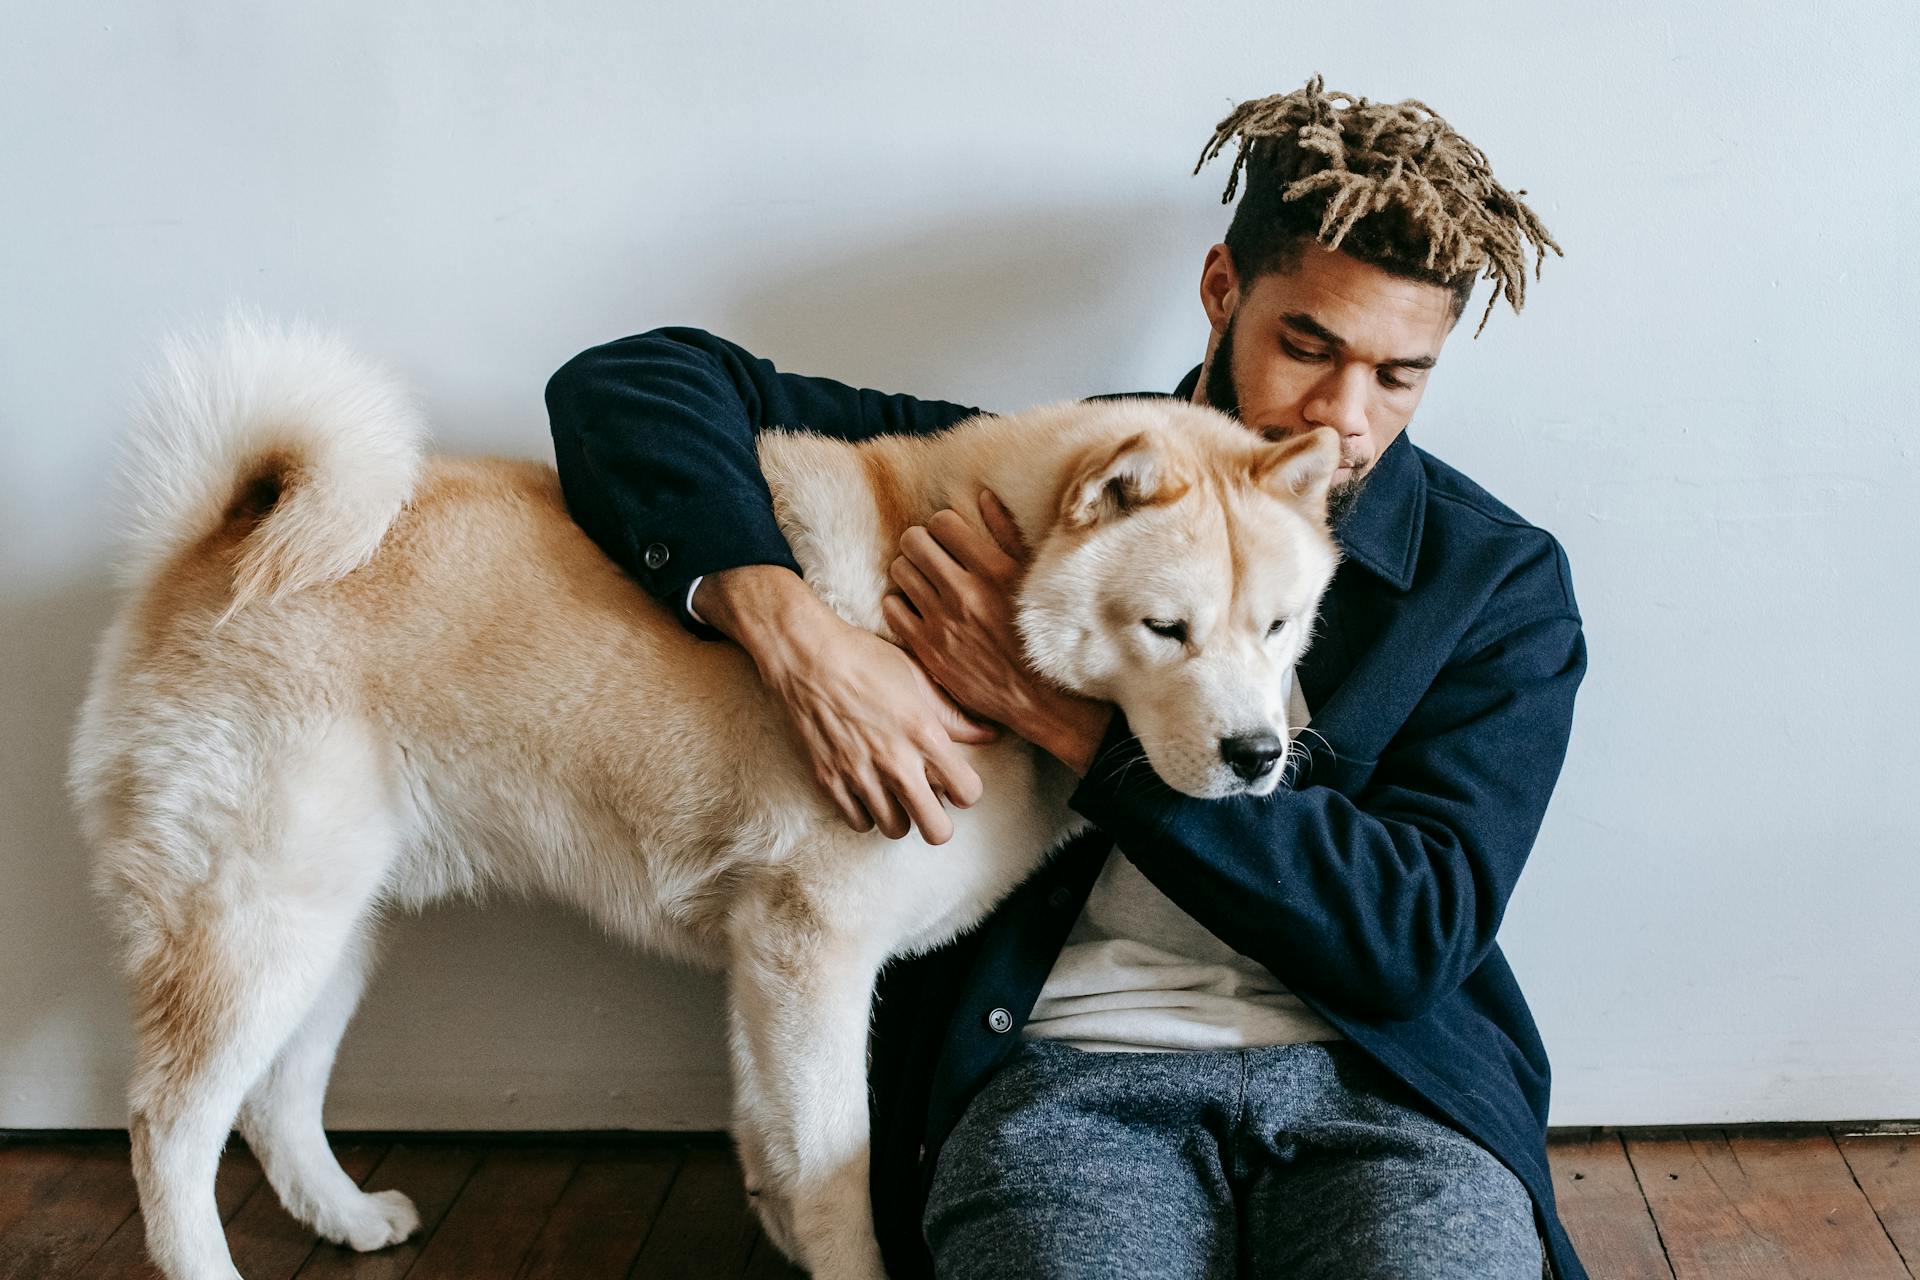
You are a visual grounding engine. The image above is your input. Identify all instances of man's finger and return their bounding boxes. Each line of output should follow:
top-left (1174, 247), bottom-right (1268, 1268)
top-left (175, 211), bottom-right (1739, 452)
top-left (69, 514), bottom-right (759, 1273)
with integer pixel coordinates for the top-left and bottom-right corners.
top-left (979, 489), bottom-right (1029, 564)
top-left (888, 769), bottom-right (953, 845)
top-left (904, 650), bottom-right (1001, 742)
top-left (928, 745), bottom-right (984, 809)
top-left (882, 594), bottom-right (932, 656)
top-left (855, 771), bottom-right (911, 840)
top-left (932, 695), bottom-right (1000, 743)
top-left (823, 774), bottom-right (874, 834)
top-left (888, 555), bottom-right (939, 616)
top-left (901, 522), bottom-right (966, 589)
top-left (927, 508), bottom-right (1014, 580)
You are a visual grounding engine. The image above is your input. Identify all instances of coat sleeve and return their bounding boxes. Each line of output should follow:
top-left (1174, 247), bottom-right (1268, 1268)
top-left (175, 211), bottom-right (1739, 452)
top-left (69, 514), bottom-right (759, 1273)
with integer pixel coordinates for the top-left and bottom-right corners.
top-left (545, 327), bottom-right (984, 638)
top-left (1065, 607), bottom-right (1587, 1022)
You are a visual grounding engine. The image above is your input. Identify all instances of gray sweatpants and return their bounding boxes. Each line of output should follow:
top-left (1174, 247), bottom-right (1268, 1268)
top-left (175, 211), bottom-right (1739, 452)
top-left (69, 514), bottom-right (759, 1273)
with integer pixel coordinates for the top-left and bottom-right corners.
top-left (923, 1038), bottom-right (1544, 1279)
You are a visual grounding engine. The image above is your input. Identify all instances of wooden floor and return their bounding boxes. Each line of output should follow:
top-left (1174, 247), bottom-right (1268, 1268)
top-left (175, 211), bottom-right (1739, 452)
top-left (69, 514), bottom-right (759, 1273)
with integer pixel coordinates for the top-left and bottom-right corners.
top-left (0, 1127), bottom-right (1912, 1278)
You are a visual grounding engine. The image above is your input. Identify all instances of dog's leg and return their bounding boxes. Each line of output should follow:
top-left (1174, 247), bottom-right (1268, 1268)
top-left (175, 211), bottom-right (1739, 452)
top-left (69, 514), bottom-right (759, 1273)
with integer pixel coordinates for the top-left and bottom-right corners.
top-left (128, 901), bottom-right (376, 1280)
top-left (236, 930), bottom-right (418, 1252)
top-left (727, 989), bottom-right (804, 1263)
top-left (733, 927), bottom-right (888, 1280)
top-left (120, 724), bottom-right (403, 1280)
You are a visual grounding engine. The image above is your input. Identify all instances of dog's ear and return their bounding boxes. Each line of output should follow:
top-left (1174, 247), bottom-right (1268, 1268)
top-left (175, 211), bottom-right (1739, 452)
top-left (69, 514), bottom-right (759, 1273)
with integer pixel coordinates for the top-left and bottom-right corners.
top-left (1251, 426), bottom-right (1339, 505)
top-left (1061, 432), bottom-right (1187, 528)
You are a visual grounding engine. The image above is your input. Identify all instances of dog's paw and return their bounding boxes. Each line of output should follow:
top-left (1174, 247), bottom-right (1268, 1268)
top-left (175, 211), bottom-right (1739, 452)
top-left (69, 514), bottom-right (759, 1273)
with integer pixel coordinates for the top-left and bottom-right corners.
top-left (320, 1188), bottom-right (420, 1252)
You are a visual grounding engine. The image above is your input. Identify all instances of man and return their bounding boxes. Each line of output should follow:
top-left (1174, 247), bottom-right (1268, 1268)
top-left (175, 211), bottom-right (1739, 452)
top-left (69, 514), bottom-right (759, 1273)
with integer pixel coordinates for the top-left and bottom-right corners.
top-left (546, 77), bottom-right (1585, 1279)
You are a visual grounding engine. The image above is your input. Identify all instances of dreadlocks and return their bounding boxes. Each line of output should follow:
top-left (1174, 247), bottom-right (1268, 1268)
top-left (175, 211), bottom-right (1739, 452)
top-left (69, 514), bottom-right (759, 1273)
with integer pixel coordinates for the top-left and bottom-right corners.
top-left (1195, 76), bottom-right (1561, 336)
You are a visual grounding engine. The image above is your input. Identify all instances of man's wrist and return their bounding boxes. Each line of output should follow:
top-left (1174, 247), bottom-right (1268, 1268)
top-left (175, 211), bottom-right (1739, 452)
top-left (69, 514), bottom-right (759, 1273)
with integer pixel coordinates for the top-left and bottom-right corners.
top-left (1031, 693), bottom-right (1115, 777)
top-left (693, 564), bottom-right (839, 669)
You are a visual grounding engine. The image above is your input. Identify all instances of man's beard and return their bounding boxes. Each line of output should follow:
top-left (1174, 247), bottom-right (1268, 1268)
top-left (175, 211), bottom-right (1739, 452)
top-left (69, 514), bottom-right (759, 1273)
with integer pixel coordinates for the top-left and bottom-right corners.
top-left (1202, 311), bottom-right (1372, 526)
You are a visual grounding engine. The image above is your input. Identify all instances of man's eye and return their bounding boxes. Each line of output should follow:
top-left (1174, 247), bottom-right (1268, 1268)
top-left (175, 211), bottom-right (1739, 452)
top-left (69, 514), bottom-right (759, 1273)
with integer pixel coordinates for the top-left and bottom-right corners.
top-left (1143, 618), bottom-right (1189, 644)
top-left (1377, 368), bottom-right (1411, 390)
top-left (1281, 340), bottom-right (1329, 363)
top-left (1267, 619), bottom-right (1288, 638)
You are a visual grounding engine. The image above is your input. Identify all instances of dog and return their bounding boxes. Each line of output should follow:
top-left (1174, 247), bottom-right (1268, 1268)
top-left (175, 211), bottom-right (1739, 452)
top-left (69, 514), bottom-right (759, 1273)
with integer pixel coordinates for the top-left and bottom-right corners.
top-left (68, 317), bottom-right (1341, 1280)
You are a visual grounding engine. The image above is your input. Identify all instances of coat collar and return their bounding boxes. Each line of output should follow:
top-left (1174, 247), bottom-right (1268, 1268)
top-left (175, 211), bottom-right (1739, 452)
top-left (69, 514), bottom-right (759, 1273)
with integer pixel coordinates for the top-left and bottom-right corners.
top-left (1171, 364), bottom-right (1424, 592)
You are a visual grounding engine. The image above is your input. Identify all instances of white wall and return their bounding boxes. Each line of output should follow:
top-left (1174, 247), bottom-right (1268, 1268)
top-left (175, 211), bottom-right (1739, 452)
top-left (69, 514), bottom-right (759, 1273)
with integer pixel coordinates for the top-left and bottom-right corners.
top-left (4, 1), bottom-right (1915, 1131)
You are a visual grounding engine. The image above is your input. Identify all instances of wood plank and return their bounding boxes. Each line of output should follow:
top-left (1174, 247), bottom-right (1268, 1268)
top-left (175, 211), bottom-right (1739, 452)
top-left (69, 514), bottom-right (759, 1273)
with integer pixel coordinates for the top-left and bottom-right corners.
top-left (0, 1142), bottom-right (83, 1242)
top-left (513, 1146), bottom-right (681, 1280)
top-left (398, 1144), bottom-right (581, 1280)
top-left (85, 1140), bottom-right (266, 1278)
top-left (294, 1141), bottom-right (483, 1280)
top-left (1836, 1132), bottom-right (1920, 1272)
top-left (7, 1127), bottom-right (1897, 1280)
top-left (224, 1139), bottom-right (388, 1280)
top-left (1626, 1129), bottom-right (1909, 1279)
top-left (626, 1146), bottom-right (760, 1279)
top-left (1548, 1130), bottom-right (1675, 1279)
top-left (0, 1137), bottom-right (140, 1280)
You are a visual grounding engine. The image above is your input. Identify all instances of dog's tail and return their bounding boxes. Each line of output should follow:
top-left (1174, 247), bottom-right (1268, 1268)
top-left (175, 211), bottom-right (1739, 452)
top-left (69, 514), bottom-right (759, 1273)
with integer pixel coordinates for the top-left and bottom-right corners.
top-left (117, 311), bottom-right (428, 620)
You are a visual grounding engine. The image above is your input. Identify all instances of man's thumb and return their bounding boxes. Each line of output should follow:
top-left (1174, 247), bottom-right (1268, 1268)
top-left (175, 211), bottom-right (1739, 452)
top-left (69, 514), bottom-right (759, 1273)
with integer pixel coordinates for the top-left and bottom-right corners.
top-left (932, 692), bottom-right (1002, 743)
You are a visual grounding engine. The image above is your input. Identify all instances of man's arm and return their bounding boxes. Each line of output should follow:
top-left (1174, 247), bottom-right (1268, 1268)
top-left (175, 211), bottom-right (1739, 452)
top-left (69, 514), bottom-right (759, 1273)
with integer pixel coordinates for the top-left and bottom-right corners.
top-left (1065, 603), bottom-right (1586, 1023)
top-left (544, 327), bottom-right (998, 844)
top-left (545, 326), bottom-right (982, 638)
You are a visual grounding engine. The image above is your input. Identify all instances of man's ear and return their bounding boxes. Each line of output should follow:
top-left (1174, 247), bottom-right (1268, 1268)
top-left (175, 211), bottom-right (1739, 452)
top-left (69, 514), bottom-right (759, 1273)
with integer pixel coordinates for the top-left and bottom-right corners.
top-left (1198, 243), bottom-right (1239, 337)
top-left (1061, 432), bottom-right (1186, 528)
top-left (1252, 426), bottom-right (1339, 505)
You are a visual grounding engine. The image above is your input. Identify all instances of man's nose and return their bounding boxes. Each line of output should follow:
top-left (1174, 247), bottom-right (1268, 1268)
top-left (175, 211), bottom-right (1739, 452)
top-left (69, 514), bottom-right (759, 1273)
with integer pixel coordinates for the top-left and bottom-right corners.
top-left (1220, 732), bottom-right (1284, 782)
top-left (1303, 366), bottom-right (1370, 439)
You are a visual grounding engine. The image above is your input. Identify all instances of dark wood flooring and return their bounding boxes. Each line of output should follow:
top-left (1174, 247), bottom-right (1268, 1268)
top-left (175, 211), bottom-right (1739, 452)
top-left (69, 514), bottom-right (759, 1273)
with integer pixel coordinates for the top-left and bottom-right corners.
top-left (0, 1126), bottom-right (1912, 1277)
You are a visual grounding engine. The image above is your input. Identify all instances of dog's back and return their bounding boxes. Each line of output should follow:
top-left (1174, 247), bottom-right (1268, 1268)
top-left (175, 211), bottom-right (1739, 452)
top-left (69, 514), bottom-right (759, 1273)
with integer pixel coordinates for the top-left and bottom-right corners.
top-left (68, 317), bottom-right (879, 1277)
top-left (72, 320), bottom-right (819, 967)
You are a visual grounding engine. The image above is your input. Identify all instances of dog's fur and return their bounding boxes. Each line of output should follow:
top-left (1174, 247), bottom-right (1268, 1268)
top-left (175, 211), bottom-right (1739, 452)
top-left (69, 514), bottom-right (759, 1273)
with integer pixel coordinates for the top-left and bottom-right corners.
top-left (69, 318), bottom-right (1341, 1280)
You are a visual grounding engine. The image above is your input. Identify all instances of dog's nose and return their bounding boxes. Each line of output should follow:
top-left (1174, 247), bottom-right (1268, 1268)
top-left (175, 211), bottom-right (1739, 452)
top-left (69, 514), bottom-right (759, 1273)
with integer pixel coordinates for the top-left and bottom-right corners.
top-left (1220, 732), bottom-right (1284, 782)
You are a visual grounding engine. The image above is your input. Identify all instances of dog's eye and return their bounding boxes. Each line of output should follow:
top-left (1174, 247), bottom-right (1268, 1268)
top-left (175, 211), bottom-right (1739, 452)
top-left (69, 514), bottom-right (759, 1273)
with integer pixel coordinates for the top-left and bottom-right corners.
top-left (1142, 618), bottom-right (1188, 644)
top-left (1267, 619), bottom-right (1288, 638)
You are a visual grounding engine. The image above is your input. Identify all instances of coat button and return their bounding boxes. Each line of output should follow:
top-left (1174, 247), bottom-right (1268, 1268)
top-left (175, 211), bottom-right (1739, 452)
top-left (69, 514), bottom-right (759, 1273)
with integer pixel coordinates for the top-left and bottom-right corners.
top-left (985, 1007), bottom-right (1012, 1034)
top-left (643, 541), bottom-right (670, 570)
top-left (1046, 885), bottom-right (1073, 910)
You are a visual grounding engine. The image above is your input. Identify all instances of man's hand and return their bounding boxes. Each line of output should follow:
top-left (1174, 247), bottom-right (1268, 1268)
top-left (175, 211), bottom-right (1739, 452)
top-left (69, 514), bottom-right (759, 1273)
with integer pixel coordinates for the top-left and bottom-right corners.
top-left (694, 564), bottom-right (998, 844)
top-left (882, 491), bottom-right (1115, 776)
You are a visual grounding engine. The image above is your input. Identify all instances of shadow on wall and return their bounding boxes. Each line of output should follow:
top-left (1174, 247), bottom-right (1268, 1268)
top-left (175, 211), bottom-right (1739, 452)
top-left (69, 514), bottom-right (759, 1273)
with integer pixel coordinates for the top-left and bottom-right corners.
top-left (3, 571), bottom-right (737, 1129)
top-left (0, 577), bottom-right (132, 1124)
top-left (7, 203), bottom-right (1192, 1128)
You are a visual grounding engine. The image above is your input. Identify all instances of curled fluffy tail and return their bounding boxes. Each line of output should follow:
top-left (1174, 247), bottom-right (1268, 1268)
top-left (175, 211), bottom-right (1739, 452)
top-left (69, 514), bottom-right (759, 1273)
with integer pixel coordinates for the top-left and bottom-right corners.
top-left (119, 313), bottom-right (427, 618)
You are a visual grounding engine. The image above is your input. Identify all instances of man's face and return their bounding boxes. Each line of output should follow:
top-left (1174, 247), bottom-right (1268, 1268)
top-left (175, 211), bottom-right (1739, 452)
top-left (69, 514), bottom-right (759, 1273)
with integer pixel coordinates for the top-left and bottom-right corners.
top-left (1196, 240), bottom-right (1458, 521)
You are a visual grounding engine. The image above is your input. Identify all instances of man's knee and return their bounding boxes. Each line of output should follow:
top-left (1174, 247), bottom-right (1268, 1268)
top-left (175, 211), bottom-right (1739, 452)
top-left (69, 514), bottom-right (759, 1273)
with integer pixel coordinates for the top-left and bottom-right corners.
top-left (921, 1051), bottom-right (1235, 1279)
top-left (1247, 1128), bottom-right (1542, 1279)
top-left (923, 1167), bottom-right (1233, 1280)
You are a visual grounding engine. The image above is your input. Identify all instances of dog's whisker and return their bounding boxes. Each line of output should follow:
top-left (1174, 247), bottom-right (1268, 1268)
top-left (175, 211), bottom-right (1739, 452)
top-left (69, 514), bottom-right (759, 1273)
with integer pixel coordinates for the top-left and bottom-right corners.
top-left (1290, 725), bottom-right (1332, 755)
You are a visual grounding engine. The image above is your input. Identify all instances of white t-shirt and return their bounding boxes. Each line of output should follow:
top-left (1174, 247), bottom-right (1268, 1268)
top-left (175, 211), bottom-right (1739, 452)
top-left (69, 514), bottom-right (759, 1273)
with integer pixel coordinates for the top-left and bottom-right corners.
top-left (1022, 671), bottom-right (1342, 1052)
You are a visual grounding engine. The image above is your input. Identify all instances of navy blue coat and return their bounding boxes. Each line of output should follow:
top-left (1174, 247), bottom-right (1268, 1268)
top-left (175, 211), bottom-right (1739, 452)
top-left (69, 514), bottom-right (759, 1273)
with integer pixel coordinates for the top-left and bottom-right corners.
top-left (546, 328), bottom-right (1590, 1280)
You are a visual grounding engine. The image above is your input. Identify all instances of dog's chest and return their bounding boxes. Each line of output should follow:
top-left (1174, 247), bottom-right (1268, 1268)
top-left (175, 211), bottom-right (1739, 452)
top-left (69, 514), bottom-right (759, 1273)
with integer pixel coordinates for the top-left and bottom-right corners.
top-left (759, 434), bottom-right (908, 635)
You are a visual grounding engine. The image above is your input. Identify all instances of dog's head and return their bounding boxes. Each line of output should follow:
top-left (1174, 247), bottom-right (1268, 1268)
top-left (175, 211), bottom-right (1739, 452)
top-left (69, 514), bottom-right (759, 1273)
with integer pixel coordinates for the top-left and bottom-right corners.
top-left (1018, 405), bottom-right (1341, 799)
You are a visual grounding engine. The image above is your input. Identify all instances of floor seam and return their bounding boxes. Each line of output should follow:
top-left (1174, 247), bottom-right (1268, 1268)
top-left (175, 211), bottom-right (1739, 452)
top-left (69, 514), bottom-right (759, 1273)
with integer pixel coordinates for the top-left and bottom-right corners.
top-left (1618, 1133), bottom-right (1680, 1280)
top-left (1833, 1127), bottom-right (1914, 1279)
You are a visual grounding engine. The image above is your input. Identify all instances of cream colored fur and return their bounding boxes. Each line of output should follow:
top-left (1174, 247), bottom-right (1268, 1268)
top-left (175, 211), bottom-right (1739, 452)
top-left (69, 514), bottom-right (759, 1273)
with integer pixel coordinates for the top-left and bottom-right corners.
top-left (69, 317), bottom-right (1341, 1280)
